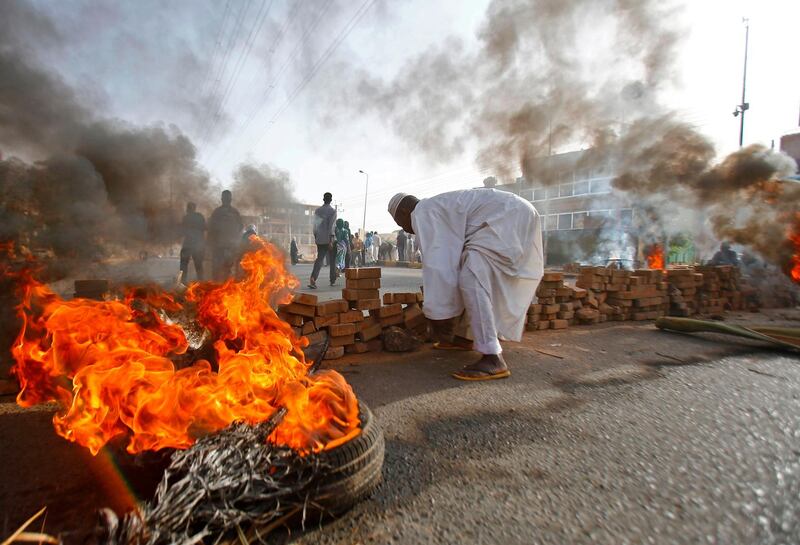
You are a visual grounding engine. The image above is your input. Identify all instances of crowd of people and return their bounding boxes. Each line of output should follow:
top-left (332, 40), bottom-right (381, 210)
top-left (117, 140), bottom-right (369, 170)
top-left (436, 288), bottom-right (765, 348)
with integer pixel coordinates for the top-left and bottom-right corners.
top-left (306, 192), bottom-right (421, 289)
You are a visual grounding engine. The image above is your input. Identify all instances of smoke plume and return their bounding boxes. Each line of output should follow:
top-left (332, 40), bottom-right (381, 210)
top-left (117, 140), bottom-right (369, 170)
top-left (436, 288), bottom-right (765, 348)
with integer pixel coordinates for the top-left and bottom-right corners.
top-left (232, 162), bottom-right (297, 214)
top-left (0, 0), bottom-right (214, 260)
top-left (324, 0), bottom-right (799, 277)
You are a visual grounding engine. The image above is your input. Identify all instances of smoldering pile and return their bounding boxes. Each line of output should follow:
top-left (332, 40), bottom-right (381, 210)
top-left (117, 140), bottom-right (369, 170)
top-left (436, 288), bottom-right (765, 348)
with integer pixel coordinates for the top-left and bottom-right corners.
top-left (98, 411), bottom-right (330, 545)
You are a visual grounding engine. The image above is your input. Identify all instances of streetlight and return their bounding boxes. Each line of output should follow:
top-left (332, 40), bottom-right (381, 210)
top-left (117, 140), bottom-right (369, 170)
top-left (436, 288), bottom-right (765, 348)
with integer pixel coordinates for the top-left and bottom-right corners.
top-left (732, 18), bottom-right (750, 147)
top-left (358, 169), bottom-right (369, 237)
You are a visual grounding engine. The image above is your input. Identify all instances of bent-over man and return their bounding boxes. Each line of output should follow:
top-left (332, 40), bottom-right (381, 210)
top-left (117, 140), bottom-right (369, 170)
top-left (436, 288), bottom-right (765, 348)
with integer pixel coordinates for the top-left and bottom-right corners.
top-left (388, 189), bottom-right (543, 381)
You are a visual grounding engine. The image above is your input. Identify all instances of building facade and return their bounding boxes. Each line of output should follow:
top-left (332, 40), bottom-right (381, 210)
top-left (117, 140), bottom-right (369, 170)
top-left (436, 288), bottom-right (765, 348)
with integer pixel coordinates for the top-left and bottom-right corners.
top-left (242, 203), bottom-right (318, 259)
top-left (496, 150), bottom-right (639, 266)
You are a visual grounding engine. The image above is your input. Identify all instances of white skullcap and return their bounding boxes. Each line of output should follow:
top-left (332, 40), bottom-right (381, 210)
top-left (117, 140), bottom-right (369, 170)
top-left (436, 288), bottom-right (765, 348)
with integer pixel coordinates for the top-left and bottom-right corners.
top-left (388, 193), bottom-right (408, 218)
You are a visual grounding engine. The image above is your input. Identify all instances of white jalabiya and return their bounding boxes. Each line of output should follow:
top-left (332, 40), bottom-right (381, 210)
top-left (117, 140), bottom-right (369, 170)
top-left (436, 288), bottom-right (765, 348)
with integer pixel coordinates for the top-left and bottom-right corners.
top-left (410, 189), bottom-right (544, 354)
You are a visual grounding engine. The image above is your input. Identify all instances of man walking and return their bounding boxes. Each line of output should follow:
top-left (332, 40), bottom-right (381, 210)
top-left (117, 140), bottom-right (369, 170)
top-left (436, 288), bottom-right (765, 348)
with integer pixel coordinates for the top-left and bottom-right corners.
top-left (208, 190), bottom-right (243, 281)
top-left (309, 192), bottom-right (337, 288)
top-left (179, 201), bottom-right (206, 283)
top-left (388, 189), bottom-right (543, 381)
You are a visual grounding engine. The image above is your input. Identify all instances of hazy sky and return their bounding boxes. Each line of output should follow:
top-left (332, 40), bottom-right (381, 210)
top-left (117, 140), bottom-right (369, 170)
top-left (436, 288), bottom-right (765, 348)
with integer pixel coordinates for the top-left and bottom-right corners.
top-left (11, 0), bottom-right (800, 232)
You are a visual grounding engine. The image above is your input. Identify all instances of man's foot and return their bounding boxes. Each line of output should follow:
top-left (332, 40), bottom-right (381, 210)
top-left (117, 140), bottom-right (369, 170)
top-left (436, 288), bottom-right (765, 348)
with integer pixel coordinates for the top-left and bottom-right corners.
top-left (308, 280), bottom-right (317, 289)
top-left (452, 354), bottom-right (510, 381)
top-left (433, 335), bottom-right (474, 351)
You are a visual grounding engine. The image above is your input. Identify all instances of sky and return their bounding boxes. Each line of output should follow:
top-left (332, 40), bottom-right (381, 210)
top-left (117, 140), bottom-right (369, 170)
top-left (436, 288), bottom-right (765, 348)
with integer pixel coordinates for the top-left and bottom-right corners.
top-left (8, 0), bottom-right (800, 232)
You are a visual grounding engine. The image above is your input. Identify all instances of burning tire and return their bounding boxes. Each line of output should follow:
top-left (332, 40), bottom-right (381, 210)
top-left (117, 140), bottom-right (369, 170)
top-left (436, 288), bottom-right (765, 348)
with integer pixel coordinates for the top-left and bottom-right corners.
top-left (310, 401), bottom-right (385, 517)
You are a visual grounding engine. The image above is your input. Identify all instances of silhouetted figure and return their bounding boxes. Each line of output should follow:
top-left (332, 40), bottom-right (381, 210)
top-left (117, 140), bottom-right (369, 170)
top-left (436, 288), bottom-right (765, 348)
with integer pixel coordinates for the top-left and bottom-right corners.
top-left (179, 201), bottom-right (206, 283)
top-left (709, 242), bottom-right (739, 266)
top-left (309, 192), bottom-right (337, 288)
top-left (208, 190), bottom-right (243, 281)
top-left (290, 238), bottom-right (299, 265)
top-left (397, 229), bottom-right (407, 261)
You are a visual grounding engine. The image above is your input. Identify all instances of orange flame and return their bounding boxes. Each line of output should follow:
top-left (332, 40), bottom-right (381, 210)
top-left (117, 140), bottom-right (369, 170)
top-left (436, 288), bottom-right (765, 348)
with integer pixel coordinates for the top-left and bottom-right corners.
top-left (789, 216), bottom-right (800, 284)
top-left (646, 243), bottom-right (665, 270)
top-left (9, 237), bottom-right (360, 455)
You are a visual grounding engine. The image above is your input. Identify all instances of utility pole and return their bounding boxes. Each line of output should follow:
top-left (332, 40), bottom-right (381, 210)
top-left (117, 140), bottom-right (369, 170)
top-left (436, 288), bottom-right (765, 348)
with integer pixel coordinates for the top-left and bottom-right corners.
top-left (358, 170), bottom-right (369, 237)
top-left (733, 18), bottom-right (750, 147)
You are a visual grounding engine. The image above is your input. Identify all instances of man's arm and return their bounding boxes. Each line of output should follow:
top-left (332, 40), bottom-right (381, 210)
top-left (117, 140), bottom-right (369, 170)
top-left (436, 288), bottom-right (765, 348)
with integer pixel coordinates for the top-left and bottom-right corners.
top-left (329, 209), bottom-right (337, 246)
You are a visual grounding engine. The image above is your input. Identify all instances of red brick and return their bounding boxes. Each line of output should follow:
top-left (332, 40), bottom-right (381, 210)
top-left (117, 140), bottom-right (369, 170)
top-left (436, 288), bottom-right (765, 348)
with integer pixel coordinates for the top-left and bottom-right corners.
top-left (329, 323), bottom-right (357, 336)
top-left (314, 314), bottom-right (339, 328)
top-left (373, 303), bottom-right (402, 318)
top-left (345, 278), bottom-right (381, 289)
top-left (281, 302), bottom-right (316, 318)
top-left (293, 292), bottom-right (318, 306)
top-left (315, 299), bottom-right (348, 316)
top-left (329, 334), bottom-right (355, 347)
top-left (352, 298), bottom-right (381, 311)
top-left (338, 310), bottom-right (365, 323)
top-left (344, 267), bottom-right (381, 279)
top-left (342, 288), bottom-right (380, 301)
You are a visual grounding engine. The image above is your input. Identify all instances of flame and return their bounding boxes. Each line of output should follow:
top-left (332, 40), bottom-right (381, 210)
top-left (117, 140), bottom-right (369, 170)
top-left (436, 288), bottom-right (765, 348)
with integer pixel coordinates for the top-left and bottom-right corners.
top-left (9, 236), bottom-right (360, 455)
top-left (646, 243), bottom-right (665, 270)
top-left (789, 216), bottom-right (800, 284)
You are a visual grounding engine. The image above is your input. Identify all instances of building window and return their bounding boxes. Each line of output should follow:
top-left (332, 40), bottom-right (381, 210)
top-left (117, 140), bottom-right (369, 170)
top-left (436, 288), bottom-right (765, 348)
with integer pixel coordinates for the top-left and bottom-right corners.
top-left (575, 167), bottom-right (590, 181)
top-left (559, 183), bottom-right (574, 197)
top-left (620, 208), bottom-right (633, 228)
top-left (558, 213), bottom-right (573, 230)
top-left (573, 180), bottom-right (589, 195)
top-left (521, 189), bottom-right (534, 201)
top-left (533, 188), bottom-right (547, 201)
top-left (546, 186), bottom-right (560, 200)
top-left (590, 178), bottom-right (611, 194)
top-left (545, 214), bottom-right (558, 231)
top-left (573, 212), bottom-right (587, 229)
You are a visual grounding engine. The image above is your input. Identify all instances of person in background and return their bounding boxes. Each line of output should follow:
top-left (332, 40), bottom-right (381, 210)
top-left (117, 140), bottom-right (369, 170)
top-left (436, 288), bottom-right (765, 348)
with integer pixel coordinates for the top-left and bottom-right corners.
top-left (387, 189), bottom-right (544, 381)
top-left (397, 229), bottom-right (407, 261)
top-left (371, 231), bottom-right (382, 263)
top-left (179, 201), bottom-right (206, 283)
top-left (290, 238), bottom-right (299, 265)
top-left (335, 218), bottom-right (348, 272)
top-left (709, 242), bottom-right (740, 266)
top-left (352, 232), bottom-right (364, 267)
top-left (364, 231), bottom-right (373, 264)
top-left (343, 221), bottom-right (353, 269)
top-left (208, 190), bottom-right (243, 281)
top-left (309, 192), bottom-right (337, 289)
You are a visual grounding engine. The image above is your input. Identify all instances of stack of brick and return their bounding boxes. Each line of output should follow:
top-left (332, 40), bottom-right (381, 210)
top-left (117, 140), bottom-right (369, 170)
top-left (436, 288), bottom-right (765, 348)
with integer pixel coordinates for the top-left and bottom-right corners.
top-left (527, 272), bottom-right (587, 331)
top-left (665, 268), bottom-right (702, 316)
top-left (693, 265), bottom-right (726, 315)
top-left (279, 267), bottom-right (431, 360)
top-left (382, 292), bottom-right (428, 336)
top-left (606, 269), bottom-right (669, 321)
top-left (342, 267), bottom-right (383, 312)
top-left (278, 292), bottom-right (320, 336)
top-left (695, 265), bottom-right (749, 313)
top-left (575, 267), bottom-right (611, 324)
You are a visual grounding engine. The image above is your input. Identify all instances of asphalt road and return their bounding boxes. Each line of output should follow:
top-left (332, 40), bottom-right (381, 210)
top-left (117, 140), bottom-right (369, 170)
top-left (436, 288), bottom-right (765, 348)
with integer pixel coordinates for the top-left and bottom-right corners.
top-left (3, 256), bottom-right (799, 544)
top-left (296, 315), bottom-right (800, 545)
top-left (46, 258), bottom-right (423, 303)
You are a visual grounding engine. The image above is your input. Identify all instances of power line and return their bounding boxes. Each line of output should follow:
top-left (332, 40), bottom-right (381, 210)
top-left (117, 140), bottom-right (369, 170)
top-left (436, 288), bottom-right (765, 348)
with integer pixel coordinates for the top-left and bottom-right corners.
top-left (236, 0), bottom-right (377, 161)
top-left (200, 0), bottom-right (275, 149)
top-left (208, 0), bottom-right (334, 169)
top-left (198, 1), bottom-right (233, 98)
top-left (197, 0), bottom-right (254, 146)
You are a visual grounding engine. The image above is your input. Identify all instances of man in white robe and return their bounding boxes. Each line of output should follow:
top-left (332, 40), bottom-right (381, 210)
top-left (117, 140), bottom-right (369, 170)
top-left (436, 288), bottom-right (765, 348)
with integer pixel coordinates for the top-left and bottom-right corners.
top-left (388, 189), bottom-right (544, 380)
